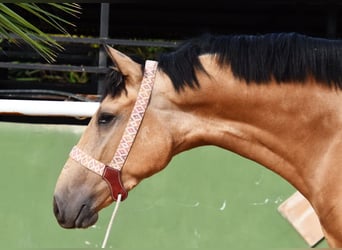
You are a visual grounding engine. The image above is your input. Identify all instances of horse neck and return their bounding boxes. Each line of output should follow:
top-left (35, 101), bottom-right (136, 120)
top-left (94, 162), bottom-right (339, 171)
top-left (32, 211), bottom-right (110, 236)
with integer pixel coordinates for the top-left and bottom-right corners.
top-left (157, 55), bottom-right (342, 198)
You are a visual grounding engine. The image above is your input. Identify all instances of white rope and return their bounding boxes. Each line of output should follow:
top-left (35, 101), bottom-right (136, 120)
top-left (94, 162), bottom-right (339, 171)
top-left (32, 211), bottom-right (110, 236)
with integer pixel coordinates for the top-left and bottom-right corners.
top-left (101, 194), bottom-right (122, 248)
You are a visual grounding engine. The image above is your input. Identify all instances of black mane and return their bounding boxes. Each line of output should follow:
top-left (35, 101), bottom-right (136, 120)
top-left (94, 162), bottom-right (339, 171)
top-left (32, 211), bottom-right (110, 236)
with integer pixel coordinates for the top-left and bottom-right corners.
top-left (158, 33), bottom-right (342, 91)
top-left (104, 33), bottom-right (342, 98)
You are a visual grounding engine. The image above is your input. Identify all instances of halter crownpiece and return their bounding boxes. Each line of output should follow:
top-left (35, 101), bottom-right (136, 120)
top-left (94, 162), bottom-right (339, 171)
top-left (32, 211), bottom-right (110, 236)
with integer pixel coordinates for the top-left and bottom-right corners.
top-left (69, 60), bottom-right (158, 201)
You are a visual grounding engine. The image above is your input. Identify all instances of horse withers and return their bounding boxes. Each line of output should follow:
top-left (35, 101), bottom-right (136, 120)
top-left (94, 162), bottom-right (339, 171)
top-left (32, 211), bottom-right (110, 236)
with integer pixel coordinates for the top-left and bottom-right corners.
top-left (53, 33), bottom-right (342, 247)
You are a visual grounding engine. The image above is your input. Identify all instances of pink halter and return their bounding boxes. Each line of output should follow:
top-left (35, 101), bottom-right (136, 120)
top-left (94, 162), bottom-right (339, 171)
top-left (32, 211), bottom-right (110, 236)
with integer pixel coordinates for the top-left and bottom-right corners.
top-left (68, 60), bottom-right (158, 201)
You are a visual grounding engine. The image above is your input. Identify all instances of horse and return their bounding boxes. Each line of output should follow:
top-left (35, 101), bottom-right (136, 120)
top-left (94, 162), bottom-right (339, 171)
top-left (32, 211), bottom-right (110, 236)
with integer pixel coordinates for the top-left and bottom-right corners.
top-left (53, 33), bottom-right (342, 247)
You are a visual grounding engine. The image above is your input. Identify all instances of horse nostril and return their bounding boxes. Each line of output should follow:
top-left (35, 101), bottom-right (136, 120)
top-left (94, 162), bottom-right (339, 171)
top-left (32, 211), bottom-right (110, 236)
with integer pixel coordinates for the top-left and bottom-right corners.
top-left (53, 196), bottom-right (63, 223)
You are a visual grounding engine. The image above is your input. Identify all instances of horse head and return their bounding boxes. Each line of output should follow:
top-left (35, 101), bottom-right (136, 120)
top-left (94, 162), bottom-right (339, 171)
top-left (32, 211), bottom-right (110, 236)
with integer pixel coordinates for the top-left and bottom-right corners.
top-left (53, 47), bottom-right (176, 228)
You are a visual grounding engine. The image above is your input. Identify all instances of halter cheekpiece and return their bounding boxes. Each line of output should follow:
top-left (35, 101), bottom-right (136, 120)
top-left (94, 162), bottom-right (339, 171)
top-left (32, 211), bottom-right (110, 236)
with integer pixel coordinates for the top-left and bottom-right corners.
top-left (68, 60), bottom-right (158, 201)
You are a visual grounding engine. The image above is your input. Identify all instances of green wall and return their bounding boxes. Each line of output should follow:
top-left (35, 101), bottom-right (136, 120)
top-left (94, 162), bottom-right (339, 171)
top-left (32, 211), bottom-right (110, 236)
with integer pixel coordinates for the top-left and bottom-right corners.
top-left (0, 122), bottom-right (327, 248)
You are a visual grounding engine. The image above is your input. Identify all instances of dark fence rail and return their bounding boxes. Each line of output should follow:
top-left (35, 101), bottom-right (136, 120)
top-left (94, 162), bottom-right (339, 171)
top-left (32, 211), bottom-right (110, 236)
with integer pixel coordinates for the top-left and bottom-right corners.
top-left (0, 3), bottom-right (180, 100)
top-left (0, 3), bottom-right (180, 124)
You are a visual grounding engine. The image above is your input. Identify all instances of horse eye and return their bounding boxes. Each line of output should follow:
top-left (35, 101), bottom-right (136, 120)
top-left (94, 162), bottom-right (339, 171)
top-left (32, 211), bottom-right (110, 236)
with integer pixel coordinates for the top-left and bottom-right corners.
top-left (98, 113), bottom-right (116, 125)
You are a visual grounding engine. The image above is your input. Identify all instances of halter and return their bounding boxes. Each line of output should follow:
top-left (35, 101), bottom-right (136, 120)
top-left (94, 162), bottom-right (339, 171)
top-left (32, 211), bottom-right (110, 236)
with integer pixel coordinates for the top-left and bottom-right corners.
top-left (68, 60), bottom-right (158, 202)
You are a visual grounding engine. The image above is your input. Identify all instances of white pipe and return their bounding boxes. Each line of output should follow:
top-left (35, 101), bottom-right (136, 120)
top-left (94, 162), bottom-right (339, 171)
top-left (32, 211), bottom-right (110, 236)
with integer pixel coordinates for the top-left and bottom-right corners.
top-left (0, 99), bottom-right (99, 117)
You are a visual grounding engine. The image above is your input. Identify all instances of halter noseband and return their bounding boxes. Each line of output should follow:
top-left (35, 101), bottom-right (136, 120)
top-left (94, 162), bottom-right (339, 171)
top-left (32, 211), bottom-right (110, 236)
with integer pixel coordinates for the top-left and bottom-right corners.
top-left (68, 60), bottom-right (158, 202)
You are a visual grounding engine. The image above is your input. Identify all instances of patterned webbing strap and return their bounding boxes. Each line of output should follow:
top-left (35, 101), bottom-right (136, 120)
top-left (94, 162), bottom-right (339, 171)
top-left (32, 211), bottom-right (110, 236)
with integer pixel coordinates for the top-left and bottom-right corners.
top-left (69, 60), bottom-right (158, 201)
top-left (109, 60), bottom-right (158, 170)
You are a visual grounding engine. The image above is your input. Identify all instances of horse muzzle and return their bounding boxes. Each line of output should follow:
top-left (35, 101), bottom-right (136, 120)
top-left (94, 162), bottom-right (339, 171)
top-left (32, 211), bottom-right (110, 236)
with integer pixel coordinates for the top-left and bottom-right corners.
top-left (53, 194), bottom-right (99, 228)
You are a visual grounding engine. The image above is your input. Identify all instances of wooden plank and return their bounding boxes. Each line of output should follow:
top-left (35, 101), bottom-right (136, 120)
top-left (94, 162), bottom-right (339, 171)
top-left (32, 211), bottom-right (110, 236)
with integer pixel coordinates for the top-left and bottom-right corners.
top-left (278, 191), bottom-right (324, 247)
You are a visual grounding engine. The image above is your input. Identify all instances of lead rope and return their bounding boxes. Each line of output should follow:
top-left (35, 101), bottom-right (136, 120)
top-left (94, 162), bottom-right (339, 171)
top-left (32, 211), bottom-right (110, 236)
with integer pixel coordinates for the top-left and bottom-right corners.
top-left (101, 193), bottom-right (122, 248)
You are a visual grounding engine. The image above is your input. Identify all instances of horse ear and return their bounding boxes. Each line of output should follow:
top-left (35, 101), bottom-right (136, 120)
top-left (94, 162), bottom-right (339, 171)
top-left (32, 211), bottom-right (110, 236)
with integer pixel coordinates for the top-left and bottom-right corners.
top-left (105, 45), bottom-right (142, 83)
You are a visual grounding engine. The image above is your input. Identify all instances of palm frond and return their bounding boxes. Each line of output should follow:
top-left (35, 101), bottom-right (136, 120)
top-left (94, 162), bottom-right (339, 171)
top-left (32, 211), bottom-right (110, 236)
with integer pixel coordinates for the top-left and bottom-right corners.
top-left (0, 3), bottom-right (81, 62)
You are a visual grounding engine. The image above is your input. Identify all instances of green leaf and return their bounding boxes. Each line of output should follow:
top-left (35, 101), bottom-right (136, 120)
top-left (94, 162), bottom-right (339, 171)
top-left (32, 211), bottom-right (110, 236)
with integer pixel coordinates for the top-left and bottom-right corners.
top-left (0, 3), bottom-right (80, 62)
top-left (18, 3), bottom-right (79, 34)
top-left (0, 13), bottom-right (56, 62)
